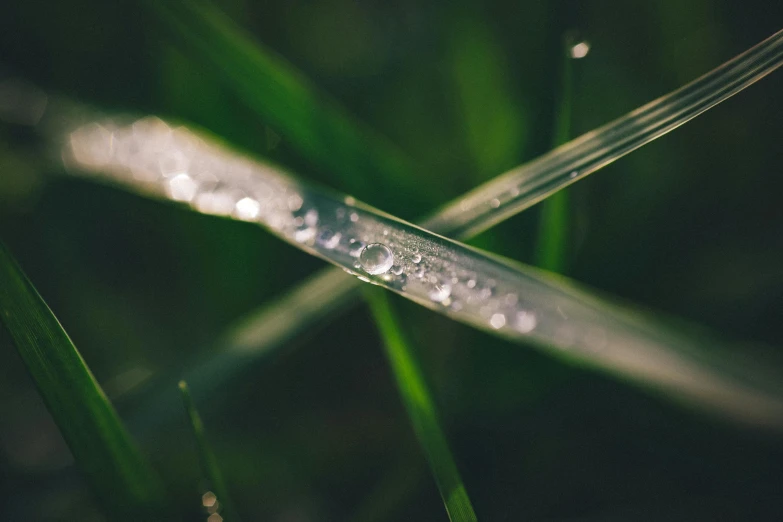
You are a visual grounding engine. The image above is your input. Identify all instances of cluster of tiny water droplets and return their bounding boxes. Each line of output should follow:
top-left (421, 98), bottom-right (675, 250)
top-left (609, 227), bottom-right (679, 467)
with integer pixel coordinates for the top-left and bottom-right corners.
top-left (65, 116), bottom-right (559, 339)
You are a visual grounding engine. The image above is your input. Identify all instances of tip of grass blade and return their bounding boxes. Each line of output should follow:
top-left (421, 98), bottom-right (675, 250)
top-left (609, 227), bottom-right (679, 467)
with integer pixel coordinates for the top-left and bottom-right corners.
top-left (178, 379), bottom-right (240, 522)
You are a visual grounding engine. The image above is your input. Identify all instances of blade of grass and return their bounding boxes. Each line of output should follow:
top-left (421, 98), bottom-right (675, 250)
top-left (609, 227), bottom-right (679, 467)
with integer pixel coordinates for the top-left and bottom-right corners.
top-left (145, 0), bottom-right (421, 204)
top-left (536, 35), bottom-right (579, 273)
top-left (365, 288), bottom-right (478, 522)
top-left (54, 28), bottom-right (783, 426)
top-left (0, 241), bottom-right (168, 520)
top-left (178, 380), bottom-right (240, 522)
top-left (65, 114), bottom-right (783, 428)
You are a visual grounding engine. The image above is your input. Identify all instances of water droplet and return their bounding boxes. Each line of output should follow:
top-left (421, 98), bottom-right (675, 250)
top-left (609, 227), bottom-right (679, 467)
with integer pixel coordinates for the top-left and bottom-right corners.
top-left (235, 197), bottom-right (260, 220)
top-left (412, 254), bottom-right (422, 264)
top-left (348, 239), bottom-right (365, 257)
top-left (490, 198), bottom-right (500, 208)
top-left (466, 279), bottom-right (477, 289)
top-left (287, 194), bottom-right (303, 211)
top-left (167, 173), bottom-right (199, 202)
top-left (294, 226), bottom-right (315, 243)
top-left (317, 229), bottom-right (341, 249)
top-left (349, 212), bottom-right (359, 222)
top-left (344, 195), bottom-right (356, 206)
top-left (390, 265), bottom-right (403, 275)
top-left (429, 283), bottom-right (452, 303)
top-left (516, 311), bottom-right (537, 333)
top-left (490, 313), bottom-right (506, 329)
top-left (304, 209), bottom-right (319, 226)
top-left (569, 41), bottom-right (590, 59)
top-left (569, 170), bottom-right (578, 179)
top-left (358, 243), bottom-right (394, 275)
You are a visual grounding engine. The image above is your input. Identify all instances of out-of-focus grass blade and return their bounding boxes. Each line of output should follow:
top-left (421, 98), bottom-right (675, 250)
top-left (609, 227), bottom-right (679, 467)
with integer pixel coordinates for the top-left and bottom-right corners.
top-left (146, 0), bottom-right (419, 203)
top-left (536, 36), bottom-right (578, 273)
top-left (365, 289), bottom-right (478, 522)
top-left (0, 241), bottom-right (167, 520)
top-left (178, 380), bottom-right (240, 522)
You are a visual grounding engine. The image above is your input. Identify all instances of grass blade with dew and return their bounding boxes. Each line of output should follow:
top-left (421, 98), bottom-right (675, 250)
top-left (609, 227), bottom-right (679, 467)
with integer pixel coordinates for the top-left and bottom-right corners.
top-left (63, 113), bottom-right (783, 428)
top-left (178, 380), bottom-right (240, 522)
top-left (0, 241), bottom-right (168, 520)
top-left (365, 289), bottom-right (478, 522)
top-left (535, 34), bottom-right (581, 273)
top-left (144, 0), bottom-right (422, 204)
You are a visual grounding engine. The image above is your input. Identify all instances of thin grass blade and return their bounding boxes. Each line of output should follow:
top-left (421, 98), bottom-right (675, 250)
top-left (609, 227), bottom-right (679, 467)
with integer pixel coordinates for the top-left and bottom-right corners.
top-left (178, 380), bottom-right (240, 522)
top-left (536, 35), bottom-right (579, 272)
top-left (425, 28), bottom-right (783, 237)
top-left (365, 289), bottom-right (478, 522)
top-left (0, 241), bottom-right (168, 520)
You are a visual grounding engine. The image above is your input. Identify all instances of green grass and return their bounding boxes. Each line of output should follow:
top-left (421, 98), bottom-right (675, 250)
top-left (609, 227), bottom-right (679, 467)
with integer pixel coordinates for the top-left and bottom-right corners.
top-left (536, 37), bottom-right (575, 273)
top-left (147, 0), bottom-right (421, 205)
top-left (2, 1), bottom-right (783, 520)
top-left (178, 380), bottom-right (240, 522)
top-left (366, 289), bottom-right (478, 522)
top-left (0, 242), bottom-right (167, 521)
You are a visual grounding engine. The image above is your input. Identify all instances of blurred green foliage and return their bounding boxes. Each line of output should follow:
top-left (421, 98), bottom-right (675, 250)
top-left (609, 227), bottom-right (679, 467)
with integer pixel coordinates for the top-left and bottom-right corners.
top-left (1, 0), bottom-right (783, 520)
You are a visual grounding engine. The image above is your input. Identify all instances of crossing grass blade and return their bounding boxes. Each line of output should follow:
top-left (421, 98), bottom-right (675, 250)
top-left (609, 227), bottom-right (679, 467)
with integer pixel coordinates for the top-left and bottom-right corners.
top-left (0, 241), bottom-right (168, 520)
top-left (178, 380), bottom-right (240, 522)
top-left (365, 289), bottom-right (478, 522)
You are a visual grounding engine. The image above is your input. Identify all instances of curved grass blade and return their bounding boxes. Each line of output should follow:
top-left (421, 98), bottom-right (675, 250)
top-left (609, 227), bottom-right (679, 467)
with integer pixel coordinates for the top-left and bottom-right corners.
top-left (536, 35), bottom-right (579, 273)
top-left (145, 0), bottom-right (420, 202)
top-left (63, 116), bottom-right (783, 428)
top-left (178, 380), bottom-right (240, 522)
top-left (365, 289), bottom-right (477, 522)
top-left (0, 241), bottom-right (168, 520)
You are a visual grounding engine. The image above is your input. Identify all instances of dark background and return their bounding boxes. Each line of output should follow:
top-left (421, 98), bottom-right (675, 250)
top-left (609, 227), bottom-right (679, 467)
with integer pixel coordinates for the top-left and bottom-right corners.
top-left (1, 0), bottom-right (783, 520)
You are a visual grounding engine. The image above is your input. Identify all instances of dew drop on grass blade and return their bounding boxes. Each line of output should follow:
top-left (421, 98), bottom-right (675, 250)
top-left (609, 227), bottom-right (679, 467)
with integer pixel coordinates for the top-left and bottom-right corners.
top-left (61, 112), bottom-right (783, 429)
